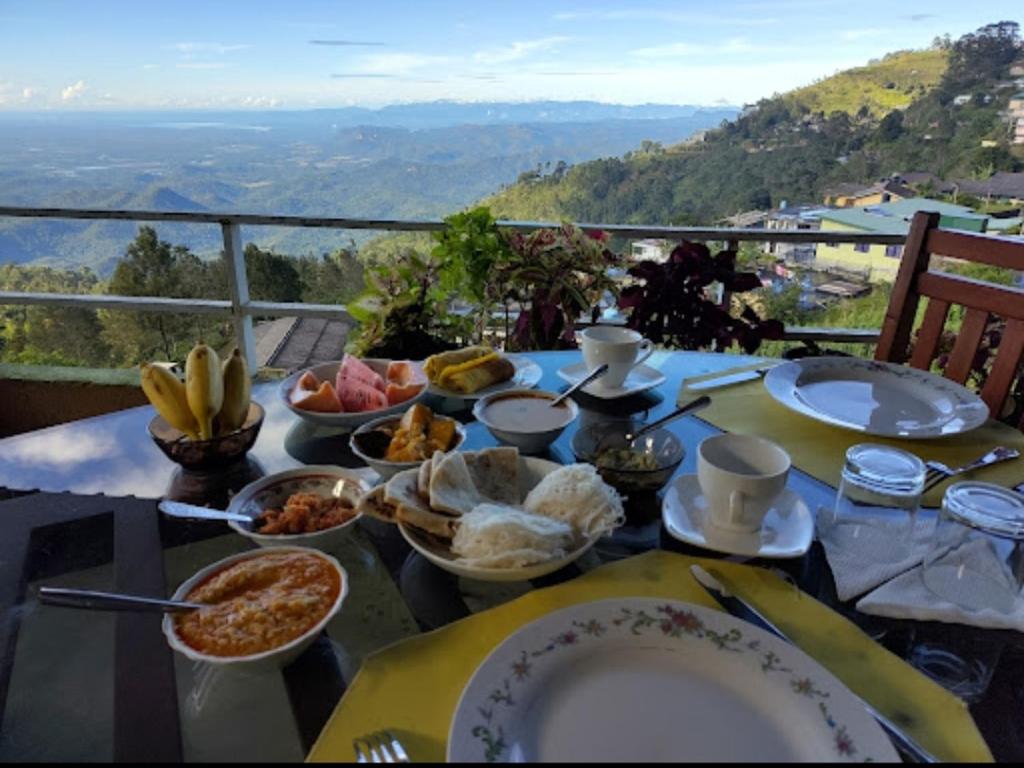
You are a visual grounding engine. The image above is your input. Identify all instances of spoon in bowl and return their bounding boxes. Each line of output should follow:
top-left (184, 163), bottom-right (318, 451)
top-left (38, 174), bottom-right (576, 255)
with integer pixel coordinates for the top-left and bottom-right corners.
top-left (38, 587), bottom-right (203, 614)
top-left (158, 500), bottom-right (254, 525)
top-left (596, 395), bottom-right (712, 453)
top-left (551, 363), bottom-right (609, 407)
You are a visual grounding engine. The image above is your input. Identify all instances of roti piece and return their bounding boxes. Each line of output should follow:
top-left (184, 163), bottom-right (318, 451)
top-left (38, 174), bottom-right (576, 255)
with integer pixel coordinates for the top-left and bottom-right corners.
top-left (417, 453), bottom-right (435, 498)
top-left (395, 505), bottom-right (459, 540)
top-left (429, 452), bottom-right (484, 516)
top-left (463, 447), bottom-right (520, 505)
top-left (355, 486), bottom-right (397, 522)
top-left (384, 467), bottom-right (459, 538)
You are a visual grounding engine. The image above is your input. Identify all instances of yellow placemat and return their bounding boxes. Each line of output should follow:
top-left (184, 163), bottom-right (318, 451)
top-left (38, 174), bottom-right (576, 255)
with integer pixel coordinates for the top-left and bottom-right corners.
top-left (680, 376), bottom-right (1024, 507)
top-left (307, 550), bottom-right (991, 762)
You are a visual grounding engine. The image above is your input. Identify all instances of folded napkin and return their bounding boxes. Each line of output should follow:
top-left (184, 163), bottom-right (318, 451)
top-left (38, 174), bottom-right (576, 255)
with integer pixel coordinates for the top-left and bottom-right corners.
top-left (857, 543), bottom-right (1024, 632)
top-left (815, 508), bottom-right (935, 601)
top-left (307, 550), bottom-right (991, 763)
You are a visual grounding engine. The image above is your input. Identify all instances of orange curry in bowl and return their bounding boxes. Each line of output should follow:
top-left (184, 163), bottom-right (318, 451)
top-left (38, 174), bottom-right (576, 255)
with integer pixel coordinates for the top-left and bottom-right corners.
top-left (174, 551), bottom-right (342, 658)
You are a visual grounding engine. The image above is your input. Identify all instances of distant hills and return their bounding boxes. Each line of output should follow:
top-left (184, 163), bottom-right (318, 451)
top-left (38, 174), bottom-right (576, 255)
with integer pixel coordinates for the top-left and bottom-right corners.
top-left (486, 25), bottom-right (1023, 225)
top-left (0, 101), bottom-right (736, 273)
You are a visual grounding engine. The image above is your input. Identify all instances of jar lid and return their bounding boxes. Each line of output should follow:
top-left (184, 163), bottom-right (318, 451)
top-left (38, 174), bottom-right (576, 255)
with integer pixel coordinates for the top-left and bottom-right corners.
top-left (942, 482), bottom-right (1024, 539)
top-left (842, 444), bottom-right (925, 494)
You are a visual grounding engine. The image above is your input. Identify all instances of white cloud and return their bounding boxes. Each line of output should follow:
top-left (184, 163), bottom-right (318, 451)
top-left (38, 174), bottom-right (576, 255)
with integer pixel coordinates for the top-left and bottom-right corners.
top-left (631, 37), bottom-right (756, 58)
top-left (351, 52), bottom-right (452, 75)
top-left (61, 80), bottom-right (87, 101)
top-left (554, 9), bottom-right (777, 26)
top-left (841, 28), bottom-right (891, 41)
top-left (176, 62), bottom-right (228, 69)
top-left (242, 95), bottom-right (281, 107)
top-left (474, 36), bottom-right (571, 65)
top-left (142, 64), bottom-right (159, 70)
top-left (170, 42), bottom-right (250, 55)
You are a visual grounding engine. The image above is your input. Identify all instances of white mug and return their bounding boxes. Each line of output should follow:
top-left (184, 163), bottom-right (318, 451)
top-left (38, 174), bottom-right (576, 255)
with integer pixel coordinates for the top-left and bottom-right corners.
top-left (581, 326), bottom-right (654, 389)
top-left (697, 434), bottom-right (791, 532)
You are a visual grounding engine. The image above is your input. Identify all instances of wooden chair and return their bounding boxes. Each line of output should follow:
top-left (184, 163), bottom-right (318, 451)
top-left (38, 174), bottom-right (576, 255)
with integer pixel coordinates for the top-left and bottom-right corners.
top-left (876, 211), bottom-right (1024, 424)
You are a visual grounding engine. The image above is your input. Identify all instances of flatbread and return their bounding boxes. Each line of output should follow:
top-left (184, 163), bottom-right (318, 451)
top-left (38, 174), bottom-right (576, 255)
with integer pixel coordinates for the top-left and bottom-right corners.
top-left (463, 447), bottom-right (520, 505)
top-left (417, 452), bottom-right (435, 498)
top-left (386, 467), bottom-right (459, 538)
top-left (355, 486), bottom-right (397, 522)
top-left (429, 452), bottom-right (485, 516)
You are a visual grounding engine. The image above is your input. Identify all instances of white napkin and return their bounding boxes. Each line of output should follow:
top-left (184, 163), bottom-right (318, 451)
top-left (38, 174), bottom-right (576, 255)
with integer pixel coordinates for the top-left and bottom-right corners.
top-left (857, 562), bottom-right (1024, 632)
top-left (815, 508), bottom-right (935, 601)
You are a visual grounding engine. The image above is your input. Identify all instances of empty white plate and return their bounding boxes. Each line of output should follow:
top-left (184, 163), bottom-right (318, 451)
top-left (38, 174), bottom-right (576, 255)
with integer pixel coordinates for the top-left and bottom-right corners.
top-left (557, 361), bottom-right (666, 399)
top-left (662, 475), bottom-right (813, 558)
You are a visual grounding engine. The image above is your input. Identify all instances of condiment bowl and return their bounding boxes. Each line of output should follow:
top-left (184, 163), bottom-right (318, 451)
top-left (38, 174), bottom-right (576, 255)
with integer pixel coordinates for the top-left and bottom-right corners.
top-left (162, 546), bottom-right (348, 671)
top-left (349, 413), bottom-right (467, 481)
top-left (472, 389), bottom-right (578, 454)
top-left (226, 466), bottom-right (371, 551)
top-left (572, 421), bottom-right (684, 494)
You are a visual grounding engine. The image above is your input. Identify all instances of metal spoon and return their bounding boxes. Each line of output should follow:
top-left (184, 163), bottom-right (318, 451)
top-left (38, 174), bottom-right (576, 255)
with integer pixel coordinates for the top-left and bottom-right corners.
top-left (596, 395), bottom-right (712, 453)
top-left (158, 500), bottom-right (254, 525)
top-left (38, 587), bottom-right (203, 614)
top-left (551, 363), bottom-right (609, 407)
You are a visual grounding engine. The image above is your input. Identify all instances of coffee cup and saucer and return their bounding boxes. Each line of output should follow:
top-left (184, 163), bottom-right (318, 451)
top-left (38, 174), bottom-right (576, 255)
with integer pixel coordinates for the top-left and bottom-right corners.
top-left (557, 327), bottom-right (666, 399)
top-left (662, 434), bottom-right (813, 558)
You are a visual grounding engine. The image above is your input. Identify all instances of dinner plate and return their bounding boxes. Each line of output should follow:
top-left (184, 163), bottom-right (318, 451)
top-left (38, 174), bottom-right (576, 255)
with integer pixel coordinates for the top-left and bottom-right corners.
top-left (279, 358), bottom-right (428, 429)
top-left (557, 361), bottom-right (666, 399)
top-left (448, 598), bottom-right (898, 762)
top-left (763, 357), bottom-right (989, 439)
top-left (662, 475), bottom-right (813, 559)
top-left (397, 456), bottom-right (598, 582)
top-left (428, 354), bottom-right (542, 400)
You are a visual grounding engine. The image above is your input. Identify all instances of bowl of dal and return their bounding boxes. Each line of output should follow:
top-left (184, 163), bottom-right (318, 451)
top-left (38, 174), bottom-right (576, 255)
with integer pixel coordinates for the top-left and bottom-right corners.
top-left (473, 389), bottom-right (578, 454)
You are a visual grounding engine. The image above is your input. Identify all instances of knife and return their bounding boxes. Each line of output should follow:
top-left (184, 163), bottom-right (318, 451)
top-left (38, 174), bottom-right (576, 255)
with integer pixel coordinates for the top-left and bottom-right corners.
top-left (690, 565), bottom-right (939, 764)
top-left (158, 500), bottom-right (253, 524)
top-left (684, 365), bottom-right (777, 392)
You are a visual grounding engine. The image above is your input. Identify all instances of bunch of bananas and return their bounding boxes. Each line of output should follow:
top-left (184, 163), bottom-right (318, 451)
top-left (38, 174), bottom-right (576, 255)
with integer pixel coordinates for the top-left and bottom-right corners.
top-left (140, 343), bottom-right (251, 441)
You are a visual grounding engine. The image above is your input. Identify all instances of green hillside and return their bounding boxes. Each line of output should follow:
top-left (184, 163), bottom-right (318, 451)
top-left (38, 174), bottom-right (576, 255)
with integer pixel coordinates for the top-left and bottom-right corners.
top-left (784, 48), bottom-right (947, 117)
top-left (484, 22), bottom-right (1023, 226)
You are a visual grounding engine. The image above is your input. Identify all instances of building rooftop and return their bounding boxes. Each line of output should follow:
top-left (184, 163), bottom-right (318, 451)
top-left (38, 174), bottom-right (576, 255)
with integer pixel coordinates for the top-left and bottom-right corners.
top-left (818, 197), bottom-right (989, 235)
top-left (955, 172), bottom-right (1024, 200)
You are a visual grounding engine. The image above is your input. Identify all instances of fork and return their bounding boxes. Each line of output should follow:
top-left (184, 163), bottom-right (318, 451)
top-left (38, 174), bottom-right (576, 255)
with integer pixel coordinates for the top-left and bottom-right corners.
top-left (353, 731), bottom-right (409, 763)
top-left (922, 446), bottom-right (1020, 494)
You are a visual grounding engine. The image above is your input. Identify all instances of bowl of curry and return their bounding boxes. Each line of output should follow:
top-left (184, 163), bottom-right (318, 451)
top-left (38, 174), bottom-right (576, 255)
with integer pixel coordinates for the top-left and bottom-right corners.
top-left (163, 547), bottom-right (348, 669)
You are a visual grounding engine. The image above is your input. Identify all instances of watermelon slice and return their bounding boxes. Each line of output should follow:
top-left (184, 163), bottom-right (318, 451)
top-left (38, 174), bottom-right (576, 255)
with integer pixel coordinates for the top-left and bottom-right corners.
top-left (337, 354), bottom-right (385, 393)
top-left (291, 381), bottom-right (343, 412)
top-left (337, 376), bottom-right (389, 412)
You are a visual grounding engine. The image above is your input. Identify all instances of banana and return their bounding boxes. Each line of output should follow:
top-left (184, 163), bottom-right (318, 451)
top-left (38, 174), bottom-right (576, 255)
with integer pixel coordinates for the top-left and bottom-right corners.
top-left (140, 363), bottom-right (200, 440)
top-left (185, 343), bottom-right (223, 440)
top-left (218, 347), bottom-right (251, 434)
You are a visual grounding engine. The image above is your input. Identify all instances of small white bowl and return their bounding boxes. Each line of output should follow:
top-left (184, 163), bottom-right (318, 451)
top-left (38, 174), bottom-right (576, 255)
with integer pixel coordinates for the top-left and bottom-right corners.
top-left (226, 466), bottom-right (370, 550)
top-left (279, 358), bottom-right (428, 429)
top-left (349, 413), bottom-right (467, 480)
top-left (162, 546), bottom-right (348, 671)
top-left (473, 388), bottom-right (578, 454)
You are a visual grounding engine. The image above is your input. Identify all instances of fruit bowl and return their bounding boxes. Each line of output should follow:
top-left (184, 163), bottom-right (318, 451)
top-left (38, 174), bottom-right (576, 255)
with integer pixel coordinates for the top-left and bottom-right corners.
top-left (149, 402), bottom-right (264, 470)
top-left (279, 359), bottom-right (428, 430)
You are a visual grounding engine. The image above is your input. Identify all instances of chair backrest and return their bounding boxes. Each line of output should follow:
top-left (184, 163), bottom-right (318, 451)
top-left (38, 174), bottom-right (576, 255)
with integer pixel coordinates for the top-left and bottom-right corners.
top-left (876, 211), bottom-right (1024, 423)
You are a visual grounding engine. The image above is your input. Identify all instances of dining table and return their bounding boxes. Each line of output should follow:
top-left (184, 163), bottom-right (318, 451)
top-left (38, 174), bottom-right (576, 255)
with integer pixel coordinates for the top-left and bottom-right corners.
top-left (0, 349), bottom-right (1022, 762)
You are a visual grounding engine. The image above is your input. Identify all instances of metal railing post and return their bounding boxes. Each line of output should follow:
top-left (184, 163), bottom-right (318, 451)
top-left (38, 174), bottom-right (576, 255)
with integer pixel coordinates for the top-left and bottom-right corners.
top-left (220, 221), bottom-right (257, 374)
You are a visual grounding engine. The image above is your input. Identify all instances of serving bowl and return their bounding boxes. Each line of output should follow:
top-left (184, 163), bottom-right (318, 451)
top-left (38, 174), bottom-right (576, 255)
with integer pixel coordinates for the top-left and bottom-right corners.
top-left (162, 546), bottom-right (348, 671)
top-left (149, 402), bottom-right (264, 470)
top-left (349, 413), bottom-right (467, 481)
top-left (572, 421), bottom-right (684, 494)
top-left (226, 466), bottom-right (371, 550)
top-left (279, 359), bottom-right (428, 429)
top-left (472, 389), bottom-right (578, 454)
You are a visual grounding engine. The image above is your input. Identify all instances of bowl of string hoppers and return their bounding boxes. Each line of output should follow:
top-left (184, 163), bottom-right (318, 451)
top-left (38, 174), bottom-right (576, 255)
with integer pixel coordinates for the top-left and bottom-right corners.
top-left (354, 446), bottom-right (625, 582)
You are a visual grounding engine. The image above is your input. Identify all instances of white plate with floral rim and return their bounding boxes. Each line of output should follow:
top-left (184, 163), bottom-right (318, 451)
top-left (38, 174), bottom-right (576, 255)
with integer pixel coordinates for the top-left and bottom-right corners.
top-left (447, 598), bottom-right (898, 763)
top-left (427, 354), bottom-right (542, 400)
top-left (763, 357), bottom-right (989, 439)
top-left (397, 456), bottom-right (600, 582)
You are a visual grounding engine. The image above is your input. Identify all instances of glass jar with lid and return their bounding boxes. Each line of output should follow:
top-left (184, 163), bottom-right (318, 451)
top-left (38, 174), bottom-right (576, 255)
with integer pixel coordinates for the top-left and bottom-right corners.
top-left (922, 482), bottom-right (1024, 614)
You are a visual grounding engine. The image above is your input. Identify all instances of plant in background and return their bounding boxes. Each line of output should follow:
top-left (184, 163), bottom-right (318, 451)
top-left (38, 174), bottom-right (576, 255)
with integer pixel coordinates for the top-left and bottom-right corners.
top-left (346, 250), bottom-right (471, 359)
top-left (432, 207), bottom-right (513, 341)
top-left (494, 224), bottom-right (621, 350)
top-left (618, 241), bottom-right (784, 353)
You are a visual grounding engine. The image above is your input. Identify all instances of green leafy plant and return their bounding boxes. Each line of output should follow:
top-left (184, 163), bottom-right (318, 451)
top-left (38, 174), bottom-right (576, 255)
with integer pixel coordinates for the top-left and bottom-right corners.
top-left (345, 250), bottom-right (471, 359)
top-left (494, 224), bottom-right (622, 350)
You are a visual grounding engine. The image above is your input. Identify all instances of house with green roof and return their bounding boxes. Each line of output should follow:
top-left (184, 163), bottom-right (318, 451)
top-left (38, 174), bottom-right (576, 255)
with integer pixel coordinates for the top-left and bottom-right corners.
top-left (816, 199), bottom-right (990, 282)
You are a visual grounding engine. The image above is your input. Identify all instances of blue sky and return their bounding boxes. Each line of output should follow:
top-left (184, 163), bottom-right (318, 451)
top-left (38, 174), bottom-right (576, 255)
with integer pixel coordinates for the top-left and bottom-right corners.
top-left (0, 1), bottom-right (1018, 110)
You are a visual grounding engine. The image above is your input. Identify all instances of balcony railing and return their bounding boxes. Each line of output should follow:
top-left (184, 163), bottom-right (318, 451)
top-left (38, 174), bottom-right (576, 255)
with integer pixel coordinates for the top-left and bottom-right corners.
top-left (0, 206), bottom-right (899, 370)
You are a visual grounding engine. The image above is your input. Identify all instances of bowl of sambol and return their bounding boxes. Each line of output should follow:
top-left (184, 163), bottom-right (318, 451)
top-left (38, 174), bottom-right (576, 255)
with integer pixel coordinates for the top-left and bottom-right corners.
top-left (225, 466), bottom-right (371, 550)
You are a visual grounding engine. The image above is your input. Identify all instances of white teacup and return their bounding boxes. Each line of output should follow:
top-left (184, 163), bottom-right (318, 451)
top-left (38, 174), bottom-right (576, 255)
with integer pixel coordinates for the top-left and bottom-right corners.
top-left (697, 434), bottom-right (791, 532)
top-left (581, 326), bottom-right (654, 390)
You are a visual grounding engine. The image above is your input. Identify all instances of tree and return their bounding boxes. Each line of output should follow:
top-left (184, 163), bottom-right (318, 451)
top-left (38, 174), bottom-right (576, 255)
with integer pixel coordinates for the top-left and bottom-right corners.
top-left (241, 244), bottom-right (302, 303)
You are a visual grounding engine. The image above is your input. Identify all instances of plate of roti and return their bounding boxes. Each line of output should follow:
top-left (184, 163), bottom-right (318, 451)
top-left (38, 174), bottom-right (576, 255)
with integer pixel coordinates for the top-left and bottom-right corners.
top-left (356, 447), bottom-right (625, 582)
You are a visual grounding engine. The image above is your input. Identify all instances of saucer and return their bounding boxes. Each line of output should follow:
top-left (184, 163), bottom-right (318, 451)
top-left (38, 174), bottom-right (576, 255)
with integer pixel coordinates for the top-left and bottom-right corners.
top-left (662, 475), bottom-right (813, 559)
top-left (557, 362), bottom-right (666, 399)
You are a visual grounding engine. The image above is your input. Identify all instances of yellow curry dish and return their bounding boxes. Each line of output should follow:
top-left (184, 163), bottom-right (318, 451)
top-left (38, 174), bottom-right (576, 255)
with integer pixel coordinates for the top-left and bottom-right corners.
top-left (173, 550), bottom-right (343, 658)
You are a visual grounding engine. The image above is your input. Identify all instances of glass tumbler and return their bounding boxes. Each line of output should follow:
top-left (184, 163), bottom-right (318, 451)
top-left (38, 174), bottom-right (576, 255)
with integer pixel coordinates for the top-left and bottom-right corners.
top-left (830, 444), bottom-right (926, 559)
top-left (922, 482), bottom-right (1024, 614)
